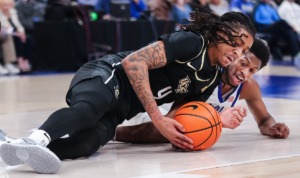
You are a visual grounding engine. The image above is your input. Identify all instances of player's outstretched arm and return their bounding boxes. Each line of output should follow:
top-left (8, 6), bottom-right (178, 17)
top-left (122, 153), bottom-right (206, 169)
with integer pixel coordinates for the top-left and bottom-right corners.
top-left (122, 41), bottom-right (193, 149)
top-left (115, 105), bottom-right (179, 143)
top-left (242, 79), bottom-right (290, 139)
top-left (115, 122), bottom-right (168, 143)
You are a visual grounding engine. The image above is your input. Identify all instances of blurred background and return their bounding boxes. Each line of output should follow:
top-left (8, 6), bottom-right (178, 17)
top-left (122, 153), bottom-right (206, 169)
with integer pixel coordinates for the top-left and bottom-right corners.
top-left (0, 0), bottom-right (300, 74)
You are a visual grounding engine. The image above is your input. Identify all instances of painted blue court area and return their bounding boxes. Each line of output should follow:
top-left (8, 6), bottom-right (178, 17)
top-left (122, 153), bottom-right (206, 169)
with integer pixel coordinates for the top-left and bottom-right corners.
top-left (255, 75), bottom-right (300, 100)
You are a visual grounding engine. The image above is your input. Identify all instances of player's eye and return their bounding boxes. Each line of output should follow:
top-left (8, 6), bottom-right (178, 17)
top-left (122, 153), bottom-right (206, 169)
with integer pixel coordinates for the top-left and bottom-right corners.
top-left (241, 61), bottom-right (247, 67)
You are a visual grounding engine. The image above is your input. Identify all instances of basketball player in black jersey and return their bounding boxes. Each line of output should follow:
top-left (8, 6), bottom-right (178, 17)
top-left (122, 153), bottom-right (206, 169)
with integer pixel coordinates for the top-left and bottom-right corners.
top-left (0, 39), bottom-right (289, 158)
top-left (114, 38), bottom-right (290, 144)
top-left (0, 6), bottom-right (256, 174)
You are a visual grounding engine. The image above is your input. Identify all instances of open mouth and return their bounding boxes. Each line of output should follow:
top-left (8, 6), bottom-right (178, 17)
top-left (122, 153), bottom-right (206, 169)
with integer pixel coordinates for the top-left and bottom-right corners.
top-left (233, 74), bottom-right (244, 84)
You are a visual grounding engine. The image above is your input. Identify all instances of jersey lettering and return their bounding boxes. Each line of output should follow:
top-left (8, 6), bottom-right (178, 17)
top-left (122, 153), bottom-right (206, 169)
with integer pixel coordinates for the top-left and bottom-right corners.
top-left (210, 104), bottom-right (225, 113)
top-left (153, 86), bottom-right (172, 99)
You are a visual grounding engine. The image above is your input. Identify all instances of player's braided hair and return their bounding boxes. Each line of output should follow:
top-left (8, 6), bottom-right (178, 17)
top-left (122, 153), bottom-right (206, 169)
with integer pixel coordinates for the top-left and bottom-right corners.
top-left (250, 38), bottom-right (270, 69)
top-left (181, 4), bottom-right (256, 47)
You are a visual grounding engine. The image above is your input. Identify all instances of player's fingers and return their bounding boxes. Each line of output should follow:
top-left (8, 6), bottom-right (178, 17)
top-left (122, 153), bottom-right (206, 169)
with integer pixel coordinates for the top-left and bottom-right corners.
top-left (177, 134), bottom-right (193, 148)
top-left (270, 126), bottom-right (281, 136)
top-left (271, 126), bottom-right (287, 138)
top-left (171, 140), bottom-right (190, 151)
top-left (273, 123), bottom-right (286, 133)
top-left (174, 138), bottom-right (193, 150)
top-left (279, 123), bottom-right (286, 132)
top-left (278, 124), bottom-right (290, 138)
top-left (172, 142), bottom-right (191, 151)
top-left (171, 144), bottom-right (186, 152)
top-left (240, 106), bottom-right (247, 117)
top-left (282, 128), bottom-right (290, 138)
top-left (173, 120), bottom-right (185, 132)
top-left (234, 106), bottom-right (247, 117)
top-left (175, 133), bottom-right (193, 148)
top-left (232, 111), bottom-right (243, 123)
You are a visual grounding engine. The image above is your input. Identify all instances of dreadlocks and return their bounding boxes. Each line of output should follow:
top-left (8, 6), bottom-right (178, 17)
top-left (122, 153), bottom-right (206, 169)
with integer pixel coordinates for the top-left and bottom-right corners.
top-left (182, 4), bottom-right (256, 47)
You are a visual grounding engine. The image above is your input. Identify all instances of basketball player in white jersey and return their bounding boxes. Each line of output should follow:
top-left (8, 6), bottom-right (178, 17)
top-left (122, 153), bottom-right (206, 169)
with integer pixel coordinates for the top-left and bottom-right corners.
top-left (114, 39), bottom-right (290, 144)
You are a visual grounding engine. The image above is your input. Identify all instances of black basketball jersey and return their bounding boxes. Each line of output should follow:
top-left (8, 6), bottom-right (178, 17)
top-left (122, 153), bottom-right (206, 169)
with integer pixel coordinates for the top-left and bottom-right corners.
top-left (68, 30), bottom-right (221, 119)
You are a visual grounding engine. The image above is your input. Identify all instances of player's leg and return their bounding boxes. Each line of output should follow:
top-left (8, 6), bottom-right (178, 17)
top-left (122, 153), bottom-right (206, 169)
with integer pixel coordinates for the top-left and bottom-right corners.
top-left (48, 111), bottom-right (123, 160)
top-left (0, 77), bottom-right (116, 173)
top-left (0, 111), bottom-right (121, 161)
top-left (115, 122), bottom-right (168, 143)
top-left (39, 77), bottom-right (115, 141)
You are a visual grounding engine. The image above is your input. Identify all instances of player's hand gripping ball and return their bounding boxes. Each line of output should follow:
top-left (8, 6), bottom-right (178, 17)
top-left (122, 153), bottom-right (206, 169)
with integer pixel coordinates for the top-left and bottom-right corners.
top-left (174, 101), bottom-right (222, 151)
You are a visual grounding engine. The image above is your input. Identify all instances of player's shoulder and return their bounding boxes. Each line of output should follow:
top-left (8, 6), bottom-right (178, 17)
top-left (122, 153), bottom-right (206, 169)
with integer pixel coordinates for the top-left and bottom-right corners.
top-left (170, 30), bottom-right (203, 37)
top-left (240, 78), bottom-right (261, 99)
top-left (177, 30), bottom-right (204, 43)
top-left (160, 30), bottom-right (204, 45)
top-left (243, 78), bottom-right (259, 89)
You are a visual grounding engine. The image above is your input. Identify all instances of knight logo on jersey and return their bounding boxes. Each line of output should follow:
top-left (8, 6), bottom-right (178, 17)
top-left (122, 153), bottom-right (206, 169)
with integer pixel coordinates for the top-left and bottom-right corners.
top-left (114, 85), bottom-right (119, 99)
top-left (175, 75), bottom-right (191, 94)
top-left (227, 96), bottom-right (235, 102)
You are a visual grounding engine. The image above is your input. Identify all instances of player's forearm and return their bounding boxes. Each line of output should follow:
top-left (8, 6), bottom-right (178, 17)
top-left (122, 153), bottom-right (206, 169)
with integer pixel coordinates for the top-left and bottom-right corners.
top-left (130, 75), bottom-right (161, 121)
top-left (115, 122), bottom-right (168, 143)
top-left (258, 116), bottom-right (290, 138)
top-left (122, 42), bottom-right (167, 122)
top-left (258, 116), bottom-right (276, 135)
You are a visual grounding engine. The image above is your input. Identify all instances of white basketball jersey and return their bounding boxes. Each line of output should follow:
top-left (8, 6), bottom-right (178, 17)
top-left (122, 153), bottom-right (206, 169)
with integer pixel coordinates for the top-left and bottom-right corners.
top-left (206, 82), bottom-right (244, 113)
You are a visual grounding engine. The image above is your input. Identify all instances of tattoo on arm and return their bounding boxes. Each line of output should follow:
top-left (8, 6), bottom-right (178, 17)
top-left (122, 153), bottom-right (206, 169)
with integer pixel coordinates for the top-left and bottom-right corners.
top-left (123, 41), bottom-right (167, 118)
top-left (128, 42), bottom-right (166, 69)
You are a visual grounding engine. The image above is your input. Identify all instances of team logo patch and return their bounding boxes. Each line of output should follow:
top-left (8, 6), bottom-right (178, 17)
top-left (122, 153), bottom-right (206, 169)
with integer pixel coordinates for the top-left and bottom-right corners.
top-left (175, 75), bottom-right (191, 94)
top-left (114, 85), bottom-right (119, 99)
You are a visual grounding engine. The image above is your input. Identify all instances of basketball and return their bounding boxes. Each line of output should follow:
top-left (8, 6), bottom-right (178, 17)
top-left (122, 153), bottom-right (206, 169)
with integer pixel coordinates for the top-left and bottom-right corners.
top-left (174, 101), bottom-right (222, 151)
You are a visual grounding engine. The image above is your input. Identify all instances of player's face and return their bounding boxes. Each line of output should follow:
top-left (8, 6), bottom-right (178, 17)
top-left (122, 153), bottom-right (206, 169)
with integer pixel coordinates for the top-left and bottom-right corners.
top-left (211, 28), bottom-right (254, 68)
top-left (226, 52), bottom-right (262, 86)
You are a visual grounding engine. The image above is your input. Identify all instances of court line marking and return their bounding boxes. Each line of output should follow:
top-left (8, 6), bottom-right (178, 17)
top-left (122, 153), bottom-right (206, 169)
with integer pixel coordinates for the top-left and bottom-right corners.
top-left (132, 154), bottom-right (300, 178)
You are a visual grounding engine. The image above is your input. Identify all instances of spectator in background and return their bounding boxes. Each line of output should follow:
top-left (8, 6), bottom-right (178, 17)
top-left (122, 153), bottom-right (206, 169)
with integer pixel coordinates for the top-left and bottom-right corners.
top-left (130, 0), bottom-right (147, 20)
top-left (0, 0), bottom-right (21, 75)
top-left (94, 0), bottom-right (111, 20)
top-left (44, 0), bottom-right (74, 21)
top-left (253, 0), bottom-right (300, 60)
top-left (76, 0), bottom-right (98, 21)
top-left (146, 0), bottom-right (172, 20)
top-left (209, 0), bottom-right (230, 16)
top-left (15, 0), bottom-right (46, 31)
top-left (15, 0), bottom-right (46, 72)
top-left (278, 0), bottom-right (300, 40)
top-left (230, 0), bottom-right (256, 17)
top-left (273, 0), bottom-right (284, 6)
top-left (77, 0), bottom-right (98, 7)
top-left (171, 0), bottom-right (192, 30)
top-left (95, 0), bottom-right (147, 20)
top-left (192, 0), bottom-right (212, 11)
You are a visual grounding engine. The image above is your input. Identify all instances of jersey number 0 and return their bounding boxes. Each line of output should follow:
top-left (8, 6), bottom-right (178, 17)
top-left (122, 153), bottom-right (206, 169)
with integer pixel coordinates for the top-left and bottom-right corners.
top-left (153, 86), bottom-right (172, 99)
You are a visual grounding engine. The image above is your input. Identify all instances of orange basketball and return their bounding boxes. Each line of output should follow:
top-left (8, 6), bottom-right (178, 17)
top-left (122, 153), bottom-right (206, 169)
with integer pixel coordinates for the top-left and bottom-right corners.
top-left (174, 101), bottom-right (222, 151)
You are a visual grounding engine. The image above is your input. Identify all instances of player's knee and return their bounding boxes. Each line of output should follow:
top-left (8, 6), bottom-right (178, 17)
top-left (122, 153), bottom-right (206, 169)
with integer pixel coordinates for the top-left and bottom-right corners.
top-left (71, 101), bottom-right (99, 128)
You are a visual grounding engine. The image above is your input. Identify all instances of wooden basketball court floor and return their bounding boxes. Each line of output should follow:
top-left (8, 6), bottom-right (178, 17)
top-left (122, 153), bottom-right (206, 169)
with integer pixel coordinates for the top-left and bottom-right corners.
top-left (0, 63), bottom-right (300, 178)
